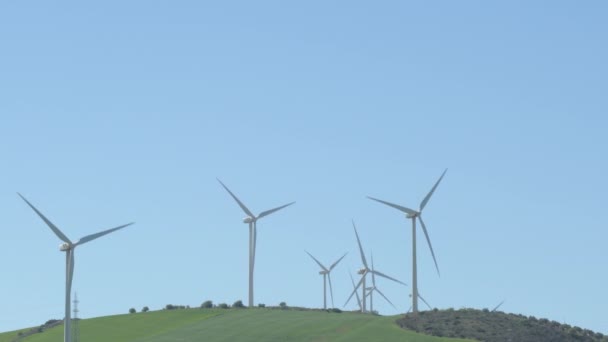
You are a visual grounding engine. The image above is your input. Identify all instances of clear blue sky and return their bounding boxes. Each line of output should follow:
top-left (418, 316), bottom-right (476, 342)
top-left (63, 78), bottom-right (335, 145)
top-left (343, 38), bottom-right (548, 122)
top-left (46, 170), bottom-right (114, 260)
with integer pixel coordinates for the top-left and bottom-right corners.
top-left (1, 0), bottom-right (607, 335)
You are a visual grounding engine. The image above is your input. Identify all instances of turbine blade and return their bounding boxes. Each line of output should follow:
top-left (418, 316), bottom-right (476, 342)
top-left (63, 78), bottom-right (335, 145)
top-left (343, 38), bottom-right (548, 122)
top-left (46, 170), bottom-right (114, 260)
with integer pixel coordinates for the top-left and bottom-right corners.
top-left (371, 253), bottom-right (376, 287)
top-left (74, 222), bottom-right (133, 246)
top-left (367, 196), bottom-right (417, 216)
top-left (419, 168), bottom-right (447, 211)
top-left (371, 269), bottom-right (407, 286)
top-left (348, 272), bottom-right (362, 310)
top-left (18, 193), bottom-right (72, 244)
top-left (418, 293), bottom-right (432, 310)
top-left (491, 300), bottom-right (505, 312)
top-left (328, 273), bottom-right (335, 308)
top-left (217, 179), bottom-right (255, 218)
top-left (257, 202), bottom-right (295, 220)
top-left (418, 215), bottom-right (440, 276)
top-left (306, 251), bottom-right (328, 272)
top-left (352, 220), bottom-right (368, 268)
top-left (344, 274), bottom-right (364, 307)
top-left (375, 287), bottom-right (397, 310)
top-left (329, 252), bottom-right (347, 271)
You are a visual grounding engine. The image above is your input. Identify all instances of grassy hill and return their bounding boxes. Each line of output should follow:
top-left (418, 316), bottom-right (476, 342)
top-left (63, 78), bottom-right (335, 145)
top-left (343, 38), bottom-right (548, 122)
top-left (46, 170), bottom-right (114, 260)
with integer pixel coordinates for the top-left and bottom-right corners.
top-left (0, 307), bottom-right (472, 342)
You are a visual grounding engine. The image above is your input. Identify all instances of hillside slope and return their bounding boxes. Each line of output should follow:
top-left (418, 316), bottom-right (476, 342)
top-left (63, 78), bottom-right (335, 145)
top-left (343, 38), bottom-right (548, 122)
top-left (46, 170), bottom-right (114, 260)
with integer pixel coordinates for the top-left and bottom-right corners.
top-left (0, 308), bottom-right (472, 342)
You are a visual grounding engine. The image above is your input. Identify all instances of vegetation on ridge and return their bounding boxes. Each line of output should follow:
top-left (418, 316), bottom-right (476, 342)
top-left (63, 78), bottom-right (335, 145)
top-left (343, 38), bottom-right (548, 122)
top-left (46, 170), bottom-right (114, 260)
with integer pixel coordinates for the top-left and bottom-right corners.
top-left (397, 308), bottom-right (608, 342)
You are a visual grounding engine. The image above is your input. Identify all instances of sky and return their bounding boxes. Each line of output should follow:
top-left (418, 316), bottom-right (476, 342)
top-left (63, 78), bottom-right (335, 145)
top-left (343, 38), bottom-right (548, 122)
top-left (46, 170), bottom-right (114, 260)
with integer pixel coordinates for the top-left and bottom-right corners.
top-left (1, 0), bottom-right (607, 335)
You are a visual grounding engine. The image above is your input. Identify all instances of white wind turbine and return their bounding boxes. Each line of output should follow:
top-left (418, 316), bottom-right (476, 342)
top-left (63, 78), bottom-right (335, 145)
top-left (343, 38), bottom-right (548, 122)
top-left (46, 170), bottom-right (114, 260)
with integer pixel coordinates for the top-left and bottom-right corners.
top-left (491, 300), bottom-right (505, 312)
top-left (19, 193), bottom-right (133, 342)
top-left (306, 251), bottom-right (347, 309)
top-left (365, 254), bottom-right (405, 314)
top-left (344, 221), bottom-right (406, 313)
top-left (348, 272), bottom-right (363, 311)
top-left (217, 179), bottom-right (295, 308)
top-left (406, 293), bottom-right (433, 313)
top-left (367, 169), bottom-right (447, 314)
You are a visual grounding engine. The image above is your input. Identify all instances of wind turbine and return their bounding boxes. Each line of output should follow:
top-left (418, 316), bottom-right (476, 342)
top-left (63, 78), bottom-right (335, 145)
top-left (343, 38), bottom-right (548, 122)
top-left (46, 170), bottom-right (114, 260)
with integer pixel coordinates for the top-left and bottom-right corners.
top-left (18, 193), bottom-right (133, 342)
top-left (349, 272), bottom-right (363, 311)
top-left (344, 221), bottom-right (406, 313)
top-left (365, 254), bottom-right (405, 314)
top-left (217, 179), bottom-right (295, 308)
top-left (491, 300), bottom-right (505, 312)
top-left (407, 293), bottom-right (433, 313)
top-left (367, 168), bottom-right (447, 314)
top-left (306, 251), bottom-right (347, 309)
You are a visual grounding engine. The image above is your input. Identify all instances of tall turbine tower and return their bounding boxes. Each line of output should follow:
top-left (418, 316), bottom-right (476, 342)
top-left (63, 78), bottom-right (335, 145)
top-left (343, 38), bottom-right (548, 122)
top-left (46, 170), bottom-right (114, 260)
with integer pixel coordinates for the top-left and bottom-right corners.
top-left (19, 193), bottom-right (133, 342)
top-left (367, 168), bottom-right (446, 314)
top-left (344, 221), bottom-right (405, 313)
top-left (217, 179), bottom-right (295, 308)
top-left (305, 251), bottom-right (347, 309)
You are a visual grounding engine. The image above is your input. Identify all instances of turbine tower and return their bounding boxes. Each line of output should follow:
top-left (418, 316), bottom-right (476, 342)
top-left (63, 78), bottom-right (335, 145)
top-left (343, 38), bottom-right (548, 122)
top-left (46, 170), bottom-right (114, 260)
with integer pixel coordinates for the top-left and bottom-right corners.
top-left (305, 251), bottom-right (347, 309)
top-left (18, 193), bottom-right (133, 342)
top-left (367, 168), bottom-right (446, 314)
top-left (344, 221), bottom-right (405, 313)
top-left (217, 179), bottom-right (295, 308)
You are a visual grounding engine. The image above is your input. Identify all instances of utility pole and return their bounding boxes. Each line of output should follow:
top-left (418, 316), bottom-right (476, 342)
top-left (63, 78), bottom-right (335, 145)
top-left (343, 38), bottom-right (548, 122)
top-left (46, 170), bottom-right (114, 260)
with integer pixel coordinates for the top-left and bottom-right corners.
top-left (72, 293), bottom-right (80, 342)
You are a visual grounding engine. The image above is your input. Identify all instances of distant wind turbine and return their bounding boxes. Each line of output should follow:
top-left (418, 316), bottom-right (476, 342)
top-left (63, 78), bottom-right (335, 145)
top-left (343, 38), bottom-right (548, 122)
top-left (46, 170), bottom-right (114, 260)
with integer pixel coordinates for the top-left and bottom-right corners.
top-left (407, 293), bottom-right (433, 313)
top-left (349, 272), bottom-right (363, 311)
top-left (368, 168), bottom-right (447, 314)
top-left (344, 221), bottom-right (406, 313)
top-left (306, 251), bottom-right (347, 309)
top-left (217, 179), bottom-right (295, 308)
top-left (491, 300), bottom-right (505, 312)
top-left (365, 253), bottom-right (405, 313)
top-left (18, 193), bottom-right (133, 342)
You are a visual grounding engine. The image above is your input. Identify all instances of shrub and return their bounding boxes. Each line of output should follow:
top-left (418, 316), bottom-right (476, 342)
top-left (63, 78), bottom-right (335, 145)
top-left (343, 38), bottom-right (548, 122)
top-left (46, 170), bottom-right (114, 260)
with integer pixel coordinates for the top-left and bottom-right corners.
top-left (201, 300), bottom-right (213, 309)
top-left (165, 304), bottom-right (175, 310)
top-left (233, 300), bottom-right (245, 308)
top-left (258, 303), bottom-right (266, 308)
top-left (329, 308), bottom-right (342, 313)
top-left (218, 303), bottom-right (229, 309)
top-left (142, 306), bottom-right (149, 312)
top-left (279, 301), bottom-right (287, 309)
top-left (129, 308), bottom-right (136, 314)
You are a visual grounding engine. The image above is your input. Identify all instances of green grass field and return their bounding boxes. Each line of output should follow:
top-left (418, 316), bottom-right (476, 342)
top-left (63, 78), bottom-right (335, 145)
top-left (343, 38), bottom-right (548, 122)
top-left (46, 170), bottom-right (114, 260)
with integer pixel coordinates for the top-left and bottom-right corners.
top-left (0, 308), bottom-right (474, 342)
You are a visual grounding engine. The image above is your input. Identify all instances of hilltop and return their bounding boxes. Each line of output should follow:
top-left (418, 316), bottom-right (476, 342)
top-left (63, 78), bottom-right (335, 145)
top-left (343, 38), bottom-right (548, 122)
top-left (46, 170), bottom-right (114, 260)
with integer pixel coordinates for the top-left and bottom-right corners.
top-left (0, 307), bottom-right (471, 342)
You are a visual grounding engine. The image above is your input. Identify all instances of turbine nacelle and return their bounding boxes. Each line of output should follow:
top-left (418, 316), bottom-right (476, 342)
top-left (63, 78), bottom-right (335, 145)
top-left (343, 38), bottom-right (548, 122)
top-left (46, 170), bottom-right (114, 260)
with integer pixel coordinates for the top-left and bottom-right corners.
top-left (242, 216), bottom-right (255, 224)
top-left (59, 243), bottom-right (71, 252)
top-left (357, 268), bottom-right (367, 275)
top-left (406, 212), bottom-right (419, 219)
